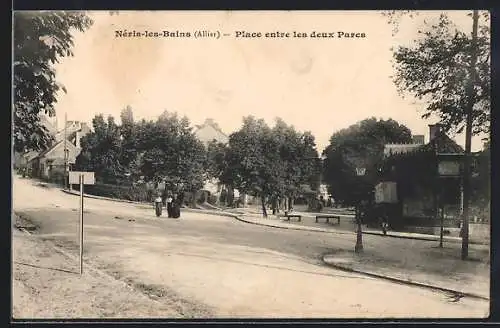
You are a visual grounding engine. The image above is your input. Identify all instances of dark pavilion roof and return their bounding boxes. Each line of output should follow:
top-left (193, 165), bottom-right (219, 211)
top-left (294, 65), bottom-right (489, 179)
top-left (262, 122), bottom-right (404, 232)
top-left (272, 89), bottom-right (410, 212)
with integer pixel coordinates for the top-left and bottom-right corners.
top-left (384, 130), bottom-right (463, 162)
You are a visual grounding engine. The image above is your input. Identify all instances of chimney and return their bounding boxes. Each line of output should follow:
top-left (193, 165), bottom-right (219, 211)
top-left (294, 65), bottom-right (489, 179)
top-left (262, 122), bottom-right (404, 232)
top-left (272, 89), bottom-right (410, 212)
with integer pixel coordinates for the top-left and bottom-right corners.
top-left (412, 135), bottom-right (425, 145)
top-left (428, 124), bottom-right (442, 141)
top-left (75, 131), bottom-right (82, 148)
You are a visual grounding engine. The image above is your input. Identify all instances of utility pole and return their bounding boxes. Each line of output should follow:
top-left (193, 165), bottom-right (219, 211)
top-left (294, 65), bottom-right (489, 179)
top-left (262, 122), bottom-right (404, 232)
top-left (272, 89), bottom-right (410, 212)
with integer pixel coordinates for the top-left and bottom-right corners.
top-left (461, 10), bottom-right (479, 260)
top-left (355, 167), bottom-right (366, 253)
top-left (64, 112), bottom-right (68, 190)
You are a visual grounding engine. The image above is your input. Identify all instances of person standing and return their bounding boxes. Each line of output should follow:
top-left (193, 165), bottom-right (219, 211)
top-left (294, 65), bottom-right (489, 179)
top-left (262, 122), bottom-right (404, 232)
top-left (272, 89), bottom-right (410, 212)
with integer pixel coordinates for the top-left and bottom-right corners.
top-left (380, 209), bottom-right (389, 236)
top-left (166, 193), bottom-right (174, 218)
top-left (172, 193), bottom-right (181, 218)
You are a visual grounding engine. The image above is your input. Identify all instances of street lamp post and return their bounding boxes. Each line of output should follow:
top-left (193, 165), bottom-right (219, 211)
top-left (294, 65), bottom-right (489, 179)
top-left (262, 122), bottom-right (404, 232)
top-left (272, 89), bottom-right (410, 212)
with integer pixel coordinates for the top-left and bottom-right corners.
top-left (355, 167), bottom-right (366, 253)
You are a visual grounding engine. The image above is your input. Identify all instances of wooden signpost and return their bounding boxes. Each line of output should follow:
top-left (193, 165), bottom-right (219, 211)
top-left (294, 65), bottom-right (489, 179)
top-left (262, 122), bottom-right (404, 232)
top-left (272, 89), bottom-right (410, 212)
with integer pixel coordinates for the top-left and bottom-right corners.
top-left (69, 171), bottom-right (95, 275)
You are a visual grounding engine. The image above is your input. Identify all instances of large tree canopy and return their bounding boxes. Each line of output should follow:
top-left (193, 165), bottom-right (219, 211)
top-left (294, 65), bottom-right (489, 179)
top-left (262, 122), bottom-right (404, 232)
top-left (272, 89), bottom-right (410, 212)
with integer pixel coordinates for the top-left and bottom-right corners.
top-left (13, 11), bottom-right (93, 152)
top-left (323, 117), bottom-right (413, 206)
top-left (76, 110), bottom-right (208, 192)
top-left (225, 116), bottom-right (319, 217)
top-left (134, 111), bottom-right (207, 192)
top-left (207, 141), bottom-right (234, 189)
top-left (385, 10), bottom-right (490, 260)
top-left (389, 11), bottom-right (490, 136)
top-left (75, 115), bottom-right (124, 184)
top-left (119, 105), bottom-right (137, 170)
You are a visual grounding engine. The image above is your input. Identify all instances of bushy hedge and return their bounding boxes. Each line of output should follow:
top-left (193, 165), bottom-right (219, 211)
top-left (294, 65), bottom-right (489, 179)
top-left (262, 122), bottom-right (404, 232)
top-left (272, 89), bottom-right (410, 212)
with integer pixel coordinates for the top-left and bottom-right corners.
top-left (82, 183), bottom-right (228, 208)
top-left (83, 183), bottom-right (152, 202)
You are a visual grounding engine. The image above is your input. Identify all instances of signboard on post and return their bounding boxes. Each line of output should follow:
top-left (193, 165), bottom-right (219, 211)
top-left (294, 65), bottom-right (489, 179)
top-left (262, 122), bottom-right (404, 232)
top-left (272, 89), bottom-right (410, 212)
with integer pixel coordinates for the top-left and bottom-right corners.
top-left (438, 160), bottom-right (461, 177)
top-left (69, 171), bottom-right (95, 185)
top-left (69, 171), bottom-right (95, 275)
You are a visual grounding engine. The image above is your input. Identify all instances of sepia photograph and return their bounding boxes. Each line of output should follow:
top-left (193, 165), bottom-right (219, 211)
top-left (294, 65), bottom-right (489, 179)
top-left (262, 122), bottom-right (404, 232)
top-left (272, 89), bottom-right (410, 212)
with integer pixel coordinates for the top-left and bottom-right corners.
top-left (12, 10), bottom-right (491, 319)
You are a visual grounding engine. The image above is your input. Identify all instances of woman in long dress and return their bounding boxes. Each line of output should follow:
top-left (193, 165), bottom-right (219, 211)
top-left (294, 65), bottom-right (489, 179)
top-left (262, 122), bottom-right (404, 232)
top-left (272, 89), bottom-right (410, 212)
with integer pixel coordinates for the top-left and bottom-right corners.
top-left (172, 193), bottom-right (181, 218)
top-left (166, 193), bottom-right (174, 218)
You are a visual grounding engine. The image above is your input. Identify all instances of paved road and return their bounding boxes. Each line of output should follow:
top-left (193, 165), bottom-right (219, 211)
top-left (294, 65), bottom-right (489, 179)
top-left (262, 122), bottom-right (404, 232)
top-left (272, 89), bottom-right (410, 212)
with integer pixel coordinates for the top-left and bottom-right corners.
top-left (12, 176), bottom-right (489, 318)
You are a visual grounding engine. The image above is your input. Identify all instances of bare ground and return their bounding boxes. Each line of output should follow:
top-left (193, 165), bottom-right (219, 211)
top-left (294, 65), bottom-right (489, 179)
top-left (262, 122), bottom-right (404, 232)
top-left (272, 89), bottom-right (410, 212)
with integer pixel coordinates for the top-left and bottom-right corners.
top-left (12, 215), bottom-right (213, 319)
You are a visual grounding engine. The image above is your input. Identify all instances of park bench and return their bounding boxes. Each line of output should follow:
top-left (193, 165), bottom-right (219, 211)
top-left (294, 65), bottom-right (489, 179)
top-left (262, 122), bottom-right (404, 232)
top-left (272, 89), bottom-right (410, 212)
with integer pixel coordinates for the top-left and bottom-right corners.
top-left (315, 215), bottom-right (341, 225)
top-left (283, 214), bottom-right (302, 222)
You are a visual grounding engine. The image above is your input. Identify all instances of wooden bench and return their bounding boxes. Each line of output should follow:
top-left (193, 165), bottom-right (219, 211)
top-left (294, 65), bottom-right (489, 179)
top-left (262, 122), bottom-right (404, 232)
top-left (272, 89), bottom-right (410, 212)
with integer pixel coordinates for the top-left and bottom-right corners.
top-left (315, 215), bottom-right (341, 225)
top-left (284, 214), bottom-right (302, 222)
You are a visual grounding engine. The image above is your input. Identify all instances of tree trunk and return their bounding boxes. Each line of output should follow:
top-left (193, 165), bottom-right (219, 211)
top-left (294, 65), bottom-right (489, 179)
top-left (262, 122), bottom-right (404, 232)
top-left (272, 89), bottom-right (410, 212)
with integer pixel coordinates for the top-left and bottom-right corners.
top-left (261, 195), bottom-right (268, 218)
top-left (227, 186), bottom-right (234, 207)
top-left (288, 197), bottom-right (294, 211)
top-left (191, 191), bottom-right (197, 208)
top-left (462, 10), bottom-right (479, 260)
top-left (272, 197), bottom-right (278, 215)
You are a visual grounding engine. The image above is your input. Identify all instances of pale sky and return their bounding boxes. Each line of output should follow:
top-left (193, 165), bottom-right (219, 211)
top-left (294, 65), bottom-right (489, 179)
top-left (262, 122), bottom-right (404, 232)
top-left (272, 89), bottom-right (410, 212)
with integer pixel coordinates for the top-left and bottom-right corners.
top-left (50, 10), bottom-right (488, 152)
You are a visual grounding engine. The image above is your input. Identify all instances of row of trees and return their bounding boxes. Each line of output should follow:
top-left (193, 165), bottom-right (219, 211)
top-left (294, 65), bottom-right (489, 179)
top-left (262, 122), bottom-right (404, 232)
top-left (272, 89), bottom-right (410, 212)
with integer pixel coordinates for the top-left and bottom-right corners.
top-left (78, 107), bottom-right (448, 220)
top-left (13, 11), bottom-right (490, 260)
top-left (75, 108), bottom-right (323, 217)
top-left (75, 107), bottom-right (208, 196)
top-left (207, 117), bottom-right (320, 217)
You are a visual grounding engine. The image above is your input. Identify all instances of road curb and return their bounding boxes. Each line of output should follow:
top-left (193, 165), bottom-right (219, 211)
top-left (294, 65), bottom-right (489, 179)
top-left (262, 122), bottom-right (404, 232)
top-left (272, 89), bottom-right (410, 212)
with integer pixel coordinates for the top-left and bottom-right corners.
top-left (361, 231), bottom-right (481, 245)
top-left (232, 215), bottom-right (486, 246)
top-left (60, 189), bottom-right (147, 205)
top-left (232, 216), bottom-right (354, 235)
top-left (321, 255), bottom-right (489, 301)
top-left (60, 189), bottom-right (247, 220)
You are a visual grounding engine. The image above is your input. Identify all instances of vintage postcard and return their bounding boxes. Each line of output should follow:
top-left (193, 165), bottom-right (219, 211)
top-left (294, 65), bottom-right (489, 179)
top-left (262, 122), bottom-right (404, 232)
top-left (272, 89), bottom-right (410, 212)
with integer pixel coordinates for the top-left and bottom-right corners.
top-left (12, 10), bottom-right (490, 320)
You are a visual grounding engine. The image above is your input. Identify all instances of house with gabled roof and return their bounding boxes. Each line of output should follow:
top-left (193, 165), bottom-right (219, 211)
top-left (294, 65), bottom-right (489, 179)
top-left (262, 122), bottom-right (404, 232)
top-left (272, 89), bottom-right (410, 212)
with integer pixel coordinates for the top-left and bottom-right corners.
top-left (28, 120), bottom-right (91, 182)
top-left (30, 140), bottom-right (80, 181)
top-left (193, 118), bottom-right (229, 148)
top-left (376, 124), bottom-right (464, 229)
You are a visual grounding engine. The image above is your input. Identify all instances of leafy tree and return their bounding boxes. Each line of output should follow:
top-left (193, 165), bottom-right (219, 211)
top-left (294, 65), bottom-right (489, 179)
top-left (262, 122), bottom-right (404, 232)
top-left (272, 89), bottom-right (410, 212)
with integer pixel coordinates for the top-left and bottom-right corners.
top-left (119, 105), bottom-right (137, 176)
top-left (13, 11), bottom-right (93, 152)
top-left (228, 117), bottom-right (272, 216)
top-left (270, 118), bottom-right (319, 213)
top-left (323, 117), bottom-right (413, 206)
top-left (227, 116), bottom-right (319, 217)
top-left (75, 114), bottom-right (124, 184)
top-left (389, 12), bottom-right (490, 135)
top-left (207, 141), bottom-right (235, 206)
top-left (135, 111), bottom-right (207, 200)
top-left (385, 10), bottom-right (490, 259)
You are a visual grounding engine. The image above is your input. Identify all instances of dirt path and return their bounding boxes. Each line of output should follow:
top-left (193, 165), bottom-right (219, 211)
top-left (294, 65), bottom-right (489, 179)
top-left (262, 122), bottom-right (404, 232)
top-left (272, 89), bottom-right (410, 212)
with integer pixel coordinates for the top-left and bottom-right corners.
top-left (12, 224), bottom-right (213, 319)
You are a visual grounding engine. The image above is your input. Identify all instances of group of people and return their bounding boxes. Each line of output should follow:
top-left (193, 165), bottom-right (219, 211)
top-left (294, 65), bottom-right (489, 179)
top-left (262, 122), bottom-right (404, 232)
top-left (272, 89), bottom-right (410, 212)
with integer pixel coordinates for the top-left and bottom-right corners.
top-left (166, 193), bottom-right (181, 218)
top-left (155, 190), bottom-right (182, 218)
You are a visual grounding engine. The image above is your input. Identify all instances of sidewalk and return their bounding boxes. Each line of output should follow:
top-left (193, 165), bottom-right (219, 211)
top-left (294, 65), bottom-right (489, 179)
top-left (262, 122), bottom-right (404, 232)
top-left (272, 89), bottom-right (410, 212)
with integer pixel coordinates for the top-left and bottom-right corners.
top-left (236, 214), bottom-right (490, 300)
top-left (235, 213), bottom-right (488, 245)
top-left (322, 246), bottom-right (490, 300)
